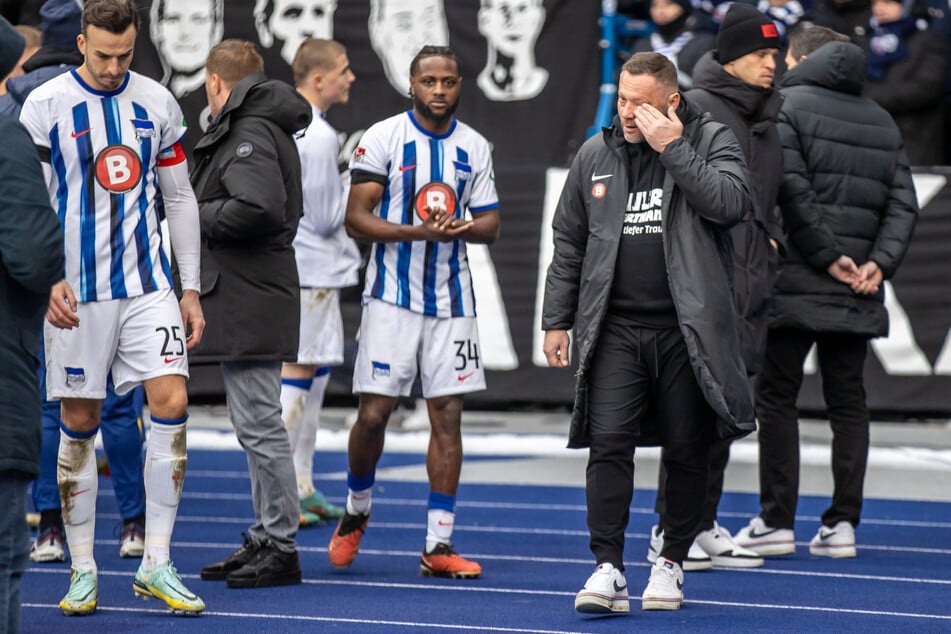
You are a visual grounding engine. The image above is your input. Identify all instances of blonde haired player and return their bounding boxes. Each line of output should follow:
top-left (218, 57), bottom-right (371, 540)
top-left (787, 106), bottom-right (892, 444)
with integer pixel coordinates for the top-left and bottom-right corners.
top-left (279, 37), bottom-right (358, 526)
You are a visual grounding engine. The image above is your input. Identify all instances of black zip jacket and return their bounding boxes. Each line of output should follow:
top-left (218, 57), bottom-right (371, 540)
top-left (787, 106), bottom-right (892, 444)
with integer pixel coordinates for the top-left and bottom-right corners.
top-left (543, 98), bottom-right (756, 447)
top-left (188, 72), bottom-right (312, 362)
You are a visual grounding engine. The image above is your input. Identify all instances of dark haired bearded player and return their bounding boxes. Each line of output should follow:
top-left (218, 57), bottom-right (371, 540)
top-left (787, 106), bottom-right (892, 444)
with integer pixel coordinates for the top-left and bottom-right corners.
top-left (329, 45), bottom-right (500, 579)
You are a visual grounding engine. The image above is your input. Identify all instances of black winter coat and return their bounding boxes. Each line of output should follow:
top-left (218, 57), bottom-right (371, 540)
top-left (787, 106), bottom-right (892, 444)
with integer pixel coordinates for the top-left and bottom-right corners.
top-left (772, 42), bottom-right (918, 337)
top-left (189, 73), bottom-right (312, 363)
top-left (802, 0), bottom-right (874, 51)
top-left (864, 26), bottom-right (947, 167)
top-left (0, 115), bottom-right (64, 477)
top-left (543, 99), bottom-right (755, 447)
top-left (687, 51), bottom-right (784, 374)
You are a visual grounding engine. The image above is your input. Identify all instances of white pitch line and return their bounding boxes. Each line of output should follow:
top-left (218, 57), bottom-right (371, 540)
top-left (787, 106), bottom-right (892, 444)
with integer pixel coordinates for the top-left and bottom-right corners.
top-left (24, 579), bottom-right (951, 623)
top-left (40, 540), bottom-right (951, 585)
top-left (153, 483), bottom-right (951, 530)
top-left (182, 429), bottom-right (951, 473)
top-left (19, 604), bottom-right (590, 634)
top-left (89, 494), bottom-right (951, 556)
top-left (686, 599), bottom-right (951, 621)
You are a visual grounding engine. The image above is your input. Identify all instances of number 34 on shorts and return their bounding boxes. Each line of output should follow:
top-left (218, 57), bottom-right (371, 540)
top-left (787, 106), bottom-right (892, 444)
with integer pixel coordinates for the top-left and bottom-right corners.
top-left (453, 339), bottom-right (480, 381)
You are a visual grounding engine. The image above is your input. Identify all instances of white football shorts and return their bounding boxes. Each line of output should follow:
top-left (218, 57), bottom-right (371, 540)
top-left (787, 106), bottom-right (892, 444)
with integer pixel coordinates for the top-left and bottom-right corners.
top-left (353, 299), bottom-right (486, 398)
top-left (296, 287), bottom-right (344, 366)
top-left (45, 289), bottom-right (189, 399)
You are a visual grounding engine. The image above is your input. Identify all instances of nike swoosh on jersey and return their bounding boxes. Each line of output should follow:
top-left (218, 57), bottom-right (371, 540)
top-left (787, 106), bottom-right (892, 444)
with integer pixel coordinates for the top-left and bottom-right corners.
top-left (71, 129), bottom-right (91, 138)
top-left (457, 372), bottom-right (476, 381)
top-left (163, 356), bottom-right (184, 364)
top-left (591, 173), bottom-right (613, 181)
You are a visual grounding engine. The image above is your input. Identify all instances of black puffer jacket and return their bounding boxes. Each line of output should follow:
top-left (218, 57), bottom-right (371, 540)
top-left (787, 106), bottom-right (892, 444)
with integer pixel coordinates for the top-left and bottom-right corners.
top-left (801, 0), bottom-right (874, 51)
top-left (864, 25), bottom-right (947, 167)
top-left (687, 51), bottom-right (784, 374)
top-left (189, 73), bottom-right (312, 362)
top-left (772, 42), bottom-right (918, 337)
top-left (543, 99), bottom-right (755, 447)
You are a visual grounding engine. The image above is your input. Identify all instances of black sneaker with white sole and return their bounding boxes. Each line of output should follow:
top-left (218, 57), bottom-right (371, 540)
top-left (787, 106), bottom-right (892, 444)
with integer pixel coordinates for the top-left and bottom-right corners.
top-left (225, 542), bottom-right (302, 588)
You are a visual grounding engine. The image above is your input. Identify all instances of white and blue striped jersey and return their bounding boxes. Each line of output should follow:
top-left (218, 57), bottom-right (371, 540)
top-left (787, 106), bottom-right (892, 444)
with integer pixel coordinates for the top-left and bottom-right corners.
top-left (350, 110), bottom-right (499, 318)
top-left (19, 69), bottom-right (188, 303)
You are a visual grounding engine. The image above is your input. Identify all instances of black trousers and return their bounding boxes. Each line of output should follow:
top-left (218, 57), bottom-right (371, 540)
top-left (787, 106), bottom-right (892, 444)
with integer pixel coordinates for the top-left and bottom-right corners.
top-left (754, 328), bottom-right (870, 529)
top-left (585, 320), bottom-right (714, 570)
top-left (654, 438), bottom-right (732, 532)
top-left (654, 375), bottom-right (755, 531)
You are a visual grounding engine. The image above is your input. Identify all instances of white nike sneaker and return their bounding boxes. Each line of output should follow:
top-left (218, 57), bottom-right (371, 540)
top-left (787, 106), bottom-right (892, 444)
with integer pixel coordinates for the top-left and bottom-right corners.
top-left (809, 521), bottom-right (856, 558)
top-left (646, 524), bottom-right (713, 571)
top-left (734, 516), bottom-right (796, 556)
top-left (695, 521), bottom-right (765, 568)
top-left (641, 557), bottom-right (683, 610)
top-left (574, 562), bottom-right (630, 614)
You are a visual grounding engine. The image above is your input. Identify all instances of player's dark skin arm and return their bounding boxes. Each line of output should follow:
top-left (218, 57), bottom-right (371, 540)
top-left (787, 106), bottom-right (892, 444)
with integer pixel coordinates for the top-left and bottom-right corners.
top-left (346, 180), bottom-right (473, 243)
top-left (456, 208), bottom-right (499, 244)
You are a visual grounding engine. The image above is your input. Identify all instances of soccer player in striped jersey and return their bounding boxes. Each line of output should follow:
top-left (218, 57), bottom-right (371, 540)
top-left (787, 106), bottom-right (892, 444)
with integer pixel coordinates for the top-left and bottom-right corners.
top-left (18, 0), bottom-right (205, 616)
top-left (328, 45), bottom-right (500, 579)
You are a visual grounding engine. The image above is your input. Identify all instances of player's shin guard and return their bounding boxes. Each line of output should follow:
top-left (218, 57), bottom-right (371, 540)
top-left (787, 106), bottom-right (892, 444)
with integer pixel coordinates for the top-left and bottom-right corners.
top-left (281, 376), bottom-right (311, 448)
top-left (294, 368), bottom-right (329, 498)
top-left (143, 415), bottom-right (187, 570)
top-left (58, 426), bottom-right (99, 572)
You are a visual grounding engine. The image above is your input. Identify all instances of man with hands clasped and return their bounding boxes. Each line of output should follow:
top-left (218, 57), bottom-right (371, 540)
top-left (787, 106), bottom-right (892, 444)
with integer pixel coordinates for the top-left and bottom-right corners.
top-left (734, 25), bottom-right (919, 561)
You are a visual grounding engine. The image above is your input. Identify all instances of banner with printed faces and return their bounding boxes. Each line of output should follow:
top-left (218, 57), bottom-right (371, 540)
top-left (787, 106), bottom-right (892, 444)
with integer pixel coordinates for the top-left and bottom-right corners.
top-left (134, 0), bottom-right (598, 165)
top-left (133, 3), bottom-right (951, 417)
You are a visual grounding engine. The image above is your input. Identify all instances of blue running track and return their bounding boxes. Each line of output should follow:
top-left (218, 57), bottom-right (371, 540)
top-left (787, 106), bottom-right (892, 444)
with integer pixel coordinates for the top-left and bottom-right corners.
top-left (21, 448), bottom-right (951, 633)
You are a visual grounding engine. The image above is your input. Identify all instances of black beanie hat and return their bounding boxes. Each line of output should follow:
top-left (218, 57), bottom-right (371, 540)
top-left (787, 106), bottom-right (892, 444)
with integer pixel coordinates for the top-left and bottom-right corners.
top-left (0, 15), bottom-right (27, 80)
top-left (717, 3), bottom-right (781, 64)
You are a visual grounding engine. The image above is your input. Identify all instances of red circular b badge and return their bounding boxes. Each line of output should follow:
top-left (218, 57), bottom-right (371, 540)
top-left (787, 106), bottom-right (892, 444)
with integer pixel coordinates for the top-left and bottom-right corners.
top-left (592, 183), bottom-right (607, 199)
top-left (414, 182), bottom-right (457, 221)
top-left (94, 145), bottom-right (142, 194)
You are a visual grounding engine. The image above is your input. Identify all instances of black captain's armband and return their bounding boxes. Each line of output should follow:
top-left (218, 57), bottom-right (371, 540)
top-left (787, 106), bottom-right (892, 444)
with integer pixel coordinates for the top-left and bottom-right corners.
top-left (351, 169), bottom-right (387, 186)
